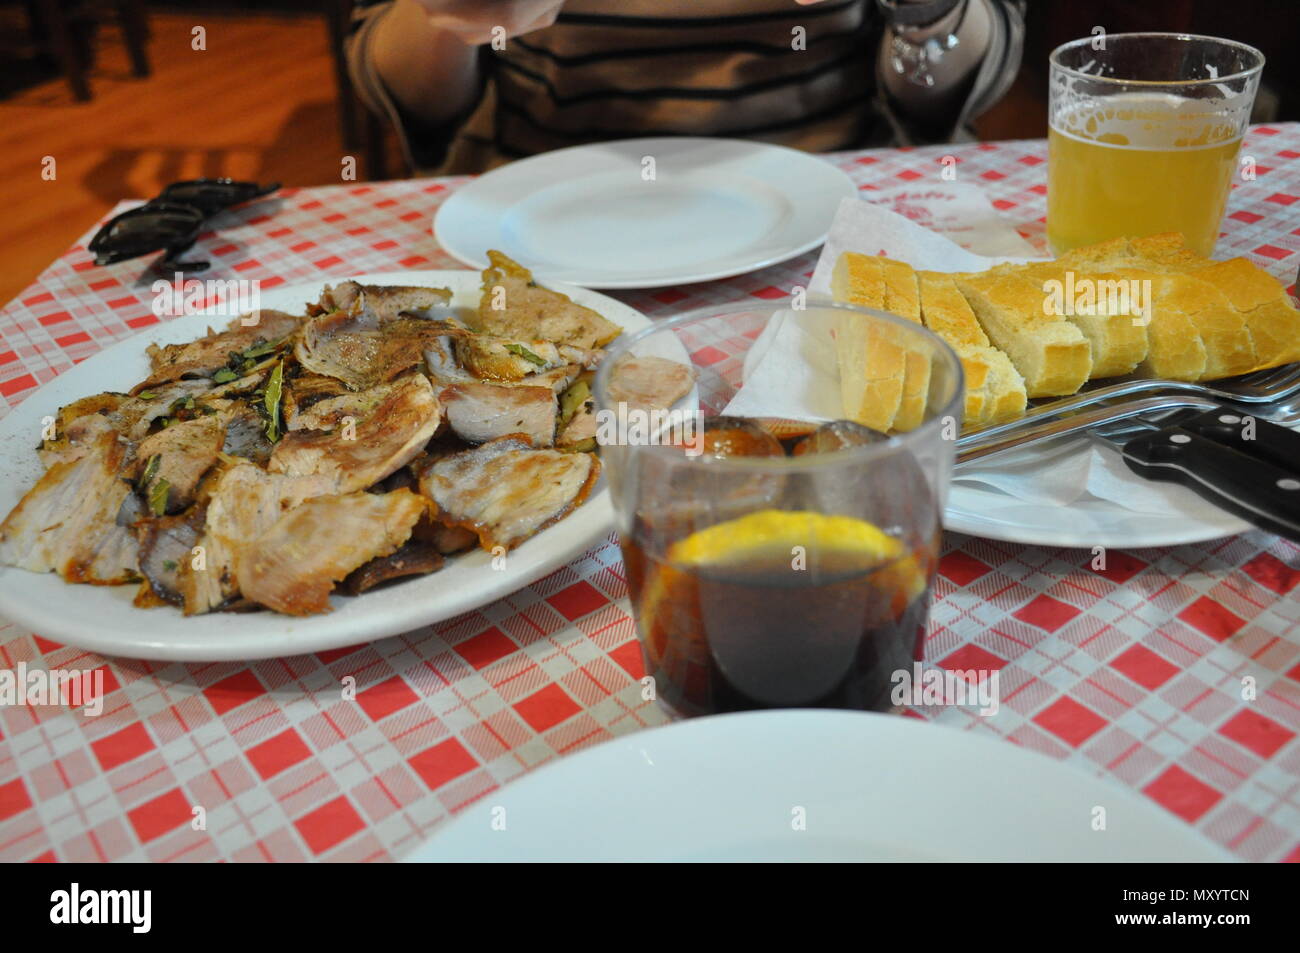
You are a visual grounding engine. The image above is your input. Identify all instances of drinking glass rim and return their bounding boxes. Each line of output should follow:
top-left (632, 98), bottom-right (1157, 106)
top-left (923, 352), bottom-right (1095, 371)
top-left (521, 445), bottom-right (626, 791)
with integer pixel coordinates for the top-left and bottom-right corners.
top-left (592, 296), bottom-right (965, 474)
top-left (1049, 32), bottom-right (1265, 88)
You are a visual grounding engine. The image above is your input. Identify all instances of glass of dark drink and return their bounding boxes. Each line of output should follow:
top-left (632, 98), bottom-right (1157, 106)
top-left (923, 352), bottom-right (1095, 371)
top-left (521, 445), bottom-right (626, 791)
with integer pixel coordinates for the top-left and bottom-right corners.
top-left (593, 300), bottom-right (963, 717)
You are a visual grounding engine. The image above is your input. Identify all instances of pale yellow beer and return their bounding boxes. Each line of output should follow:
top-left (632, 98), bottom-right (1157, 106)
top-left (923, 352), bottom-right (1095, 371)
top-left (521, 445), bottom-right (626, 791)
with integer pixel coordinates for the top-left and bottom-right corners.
top-left (1046, 34), bottom-right (1263, 258)
top-left (1047, 95), bottom-right (1242, 257)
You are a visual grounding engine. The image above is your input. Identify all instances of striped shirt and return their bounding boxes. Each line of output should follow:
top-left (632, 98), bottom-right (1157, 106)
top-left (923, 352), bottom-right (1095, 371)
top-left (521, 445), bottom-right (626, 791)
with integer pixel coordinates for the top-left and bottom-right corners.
top-left (351, 0), bottom-right (887, 175)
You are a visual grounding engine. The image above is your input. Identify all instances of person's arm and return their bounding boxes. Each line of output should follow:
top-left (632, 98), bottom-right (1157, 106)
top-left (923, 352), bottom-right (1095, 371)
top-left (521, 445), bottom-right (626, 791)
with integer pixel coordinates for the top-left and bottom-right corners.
top-left (369, 1), bottom-right (482, 126)
top-left (346, 0), bottom-right (564, 169)
top-left (874, 0), bottom-right (1025, 142)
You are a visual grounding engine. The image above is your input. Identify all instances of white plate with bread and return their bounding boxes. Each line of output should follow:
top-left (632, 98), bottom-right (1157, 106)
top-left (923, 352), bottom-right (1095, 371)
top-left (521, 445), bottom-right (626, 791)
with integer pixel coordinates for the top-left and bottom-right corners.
top-left (820, 211), bottom-right (1300, 548)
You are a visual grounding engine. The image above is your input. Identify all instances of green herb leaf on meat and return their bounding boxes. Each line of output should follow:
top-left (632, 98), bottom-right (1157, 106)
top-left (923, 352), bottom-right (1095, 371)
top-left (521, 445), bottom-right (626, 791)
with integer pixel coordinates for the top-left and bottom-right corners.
top-left (505, 343), bottom-right (547, 367)
top-left (239, 339), bottom-right (278, 361)
top-left (148, 478), bottom-right (170, 516)
top-left (262, 360), bottom-right (284, 443)
top-left (558, 379), bottom-right (590, 430)
top-left (139, 453), bottom-right (160, 489)
top-left (212, 367), bottom-right (238, 384)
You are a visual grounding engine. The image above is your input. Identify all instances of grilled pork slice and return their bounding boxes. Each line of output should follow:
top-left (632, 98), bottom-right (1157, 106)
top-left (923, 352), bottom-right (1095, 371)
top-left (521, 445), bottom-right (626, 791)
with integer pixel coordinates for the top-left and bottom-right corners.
top-left (283, 373), bottom-right (347, 429)
top-left (473, 250), bottom-right (622, 348)
top-left (215, 402), bottom-right (274, 463)
top-left (133, 414), bottom-right (227, 513)
top-left (37, 410), bottom-right (119, 468)
top-left (0, 430), bottom-right (138, 584)
top-left (413, 518), bottom-right (478, 555)
top-left (418, 435), bottom-right (600, 550)
top-left (557, 399), bottom-right (597, 448)
top-left (138, 310), bottom-right (300, 389)
top-left (316, 282), bottom-right (452, 322)
top-left (425, 332), bottom-right (584, 397)
top-left (295, 310), bottom-right (450, 391)
top-left (135, 507), bottom-right (205, 606)
top-left (178, 463), bottom-right (335, 614)
top-left (439, 382), bottom-right (557, 446)
top-left (454, 333), bottom-right (568, 382)
top-left (38, 380), bottom-right (215, 466)
top-left (269, 375), bottom-right (442, 493)
top-left (285, 378), bottom-right (403, 432)
top-left (340, 541), bottom-right (444, 595)
top-left (605, 355), bottom-right (695, 410)
top-left (527, 364), bottom-right (584, 394)
top-left (238, 489), bottom-right (428, 615)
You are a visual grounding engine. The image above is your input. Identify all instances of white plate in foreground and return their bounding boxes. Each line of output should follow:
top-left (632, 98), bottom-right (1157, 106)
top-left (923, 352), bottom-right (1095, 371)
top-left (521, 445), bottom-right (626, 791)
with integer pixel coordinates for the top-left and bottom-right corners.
top-left (435, 137), bottom-right (856, 289)
top-left (0, 271), bottom-right (653, 661)
top-left (405, 710), bottom-right (1230, 862)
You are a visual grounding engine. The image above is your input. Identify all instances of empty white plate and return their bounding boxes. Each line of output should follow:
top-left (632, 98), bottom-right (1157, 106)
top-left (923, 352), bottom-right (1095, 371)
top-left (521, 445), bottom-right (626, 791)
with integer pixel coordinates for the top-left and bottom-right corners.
top-left (404, 710), bottom-right (1230, 862)
top-left (435, 137), bottom-right (856, 288)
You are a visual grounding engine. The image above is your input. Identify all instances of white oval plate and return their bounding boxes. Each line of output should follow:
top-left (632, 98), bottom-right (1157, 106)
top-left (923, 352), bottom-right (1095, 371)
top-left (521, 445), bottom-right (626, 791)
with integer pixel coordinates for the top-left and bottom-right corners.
top-left (435, 137), bottom-right (857, 289)
top-left (0, 271), bottom-right (652, 661)
top-left (405, 710), bottom-right (1231, 862)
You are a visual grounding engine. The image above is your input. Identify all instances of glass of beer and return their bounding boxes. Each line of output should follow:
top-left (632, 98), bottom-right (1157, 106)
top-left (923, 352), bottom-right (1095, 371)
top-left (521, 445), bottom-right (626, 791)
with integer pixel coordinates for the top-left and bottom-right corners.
top-left (593, 300), bottom-right (963, 717)
top-left (1047, 33), bottom-right (1264, 257)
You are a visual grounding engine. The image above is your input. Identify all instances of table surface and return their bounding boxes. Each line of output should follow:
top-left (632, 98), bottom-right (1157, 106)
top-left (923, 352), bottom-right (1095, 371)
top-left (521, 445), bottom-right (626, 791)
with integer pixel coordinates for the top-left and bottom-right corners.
top-left (1, 127), bottom-right (1299, 863)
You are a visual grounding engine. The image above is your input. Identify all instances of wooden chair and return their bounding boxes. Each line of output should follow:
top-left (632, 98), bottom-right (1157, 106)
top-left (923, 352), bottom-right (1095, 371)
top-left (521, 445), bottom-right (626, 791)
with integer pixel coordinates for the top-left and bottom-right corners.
top-left (323, 0), bottom-right (389, 180)
top-left (33, 0), bottom-right (150, 102)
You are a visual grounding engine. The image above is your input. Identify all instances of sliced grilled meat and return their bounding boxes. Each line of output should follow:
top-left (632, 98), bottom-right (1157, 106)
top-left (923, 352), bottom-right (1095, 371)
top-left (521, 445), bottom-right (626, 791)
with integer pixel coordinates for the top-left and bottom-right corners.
top-left (238, 489), bottom-right (428, 615)
top-left (135, 507), bottom-right (205, 606)
top-left (269, 375), bottom-right (442, 493)
top-left (0, 430), bottom-right (138, 584)
top-left (178, 463), bottom-right (335, 615)
top-left (473, 250), bottom-right (621, 348)
top-left (133, 414), bottom-right (226, 513)
top-left (417, 435), bottom-right (600, 550)
top-left (606, 355), bottom-right (695, 410)
top-left (439, 382), bottom-right (556, 446)
top-left (137, 310), bottom-right (300, 390)
top-left (339, 541), bottom-right (444, 595)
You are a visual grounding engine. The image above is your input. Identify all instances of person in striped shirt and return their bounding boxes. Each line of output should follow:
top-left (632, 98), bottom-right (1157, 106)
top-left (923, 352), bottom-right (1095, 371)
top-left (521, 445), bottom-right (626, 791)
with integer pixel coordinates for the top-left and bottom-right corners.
top-left (347, 0), bottom-right (1025, 174)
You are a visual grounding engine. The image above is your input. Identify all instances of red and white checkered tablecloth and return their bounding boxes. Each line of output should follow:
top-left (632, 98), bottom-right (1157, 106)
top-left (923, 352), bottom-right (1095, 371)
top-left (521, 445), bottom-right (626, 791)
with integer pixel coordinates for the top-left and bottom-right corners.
top-left (1, 127), bottom-right (1299, 863)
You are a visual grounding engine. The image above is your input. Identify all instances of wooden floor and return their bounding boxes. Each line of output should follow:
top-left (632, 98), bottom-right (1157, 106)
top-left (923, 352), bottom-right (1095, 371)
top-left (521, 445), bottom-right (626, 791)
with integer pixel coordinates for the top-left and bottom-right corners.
top-left (0, 11), bottom-right (345, 307)
top-left (0, 9), bottom-right (1044, 309)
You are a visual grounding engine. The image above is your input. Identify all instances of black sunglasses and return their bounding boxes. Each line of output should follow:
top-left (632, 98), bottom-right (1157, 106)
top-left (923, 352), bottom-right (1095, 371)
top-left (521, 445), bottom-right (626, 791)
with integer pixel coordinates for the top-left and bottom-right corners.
top-left (89, 178), bottom-right (280, 272)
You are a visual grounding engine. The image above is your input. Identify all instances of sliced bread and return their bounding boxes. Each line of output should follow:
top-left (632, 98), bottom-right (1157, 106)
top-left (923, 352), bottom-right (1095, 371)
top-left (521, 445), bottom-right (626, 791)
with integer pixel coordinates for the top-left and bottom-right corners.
top-left (1057, 235), bottom-right (1255, 380)
top-left (1016, 264), bottom-right (1150, 377)
top-left (831, 252), bottom-right (905, 432)
top-left (955, 272), bottom-right (1092, 397)
top-left (1190, 257), bottom-right (1300, 371)
top-left (917, 271), bottom-right (1026, 426)
top-left (875, 257), bottom-right (930, 432)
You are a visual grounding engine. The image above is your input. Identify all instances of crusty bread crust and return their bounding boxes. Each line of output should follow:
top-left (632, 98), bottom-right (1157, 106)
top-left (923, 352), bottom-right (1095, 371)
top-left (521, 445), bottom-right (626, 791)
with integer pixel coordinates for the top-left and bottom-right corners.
top-left (829, 234), bottom-right (1296, 430)
top-left (832, 253), bottom-right (905, 432)
top-left (955, 273), bottom-right (1092, 398)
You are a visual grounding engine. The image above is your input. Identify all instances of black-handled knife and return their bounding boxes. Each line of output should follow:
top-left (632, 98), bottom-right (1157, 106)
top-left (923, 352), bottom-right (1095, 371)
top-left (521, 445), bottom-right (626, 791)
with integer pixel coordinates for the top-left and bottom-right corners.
top-left (1121, 426), bottom-right (1300, 542)
top-left (1172, 407), bottom-right (1300, 472)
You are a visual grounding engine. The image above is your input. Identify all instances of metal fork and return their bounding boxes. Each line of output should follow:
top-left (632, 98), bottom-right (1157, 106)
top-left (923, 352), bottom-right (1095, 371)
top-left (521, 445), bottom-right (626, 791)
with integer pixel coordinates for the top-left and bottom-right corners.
top-left (1091, 402), bottom-right (1300, 449)
top-left (956, 363), bottom-right (1300, 466)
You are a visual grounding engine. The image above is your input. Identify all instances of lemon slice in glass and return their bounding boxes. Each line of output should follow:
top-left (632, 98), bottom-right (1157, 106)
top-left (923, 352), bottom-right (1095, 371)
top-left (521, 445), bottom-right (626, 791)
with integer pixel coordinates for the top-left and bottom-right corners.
top-left (668, 509), bottom-right (901, 566)
top-left (666, 509), bottom-right (927, 610)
